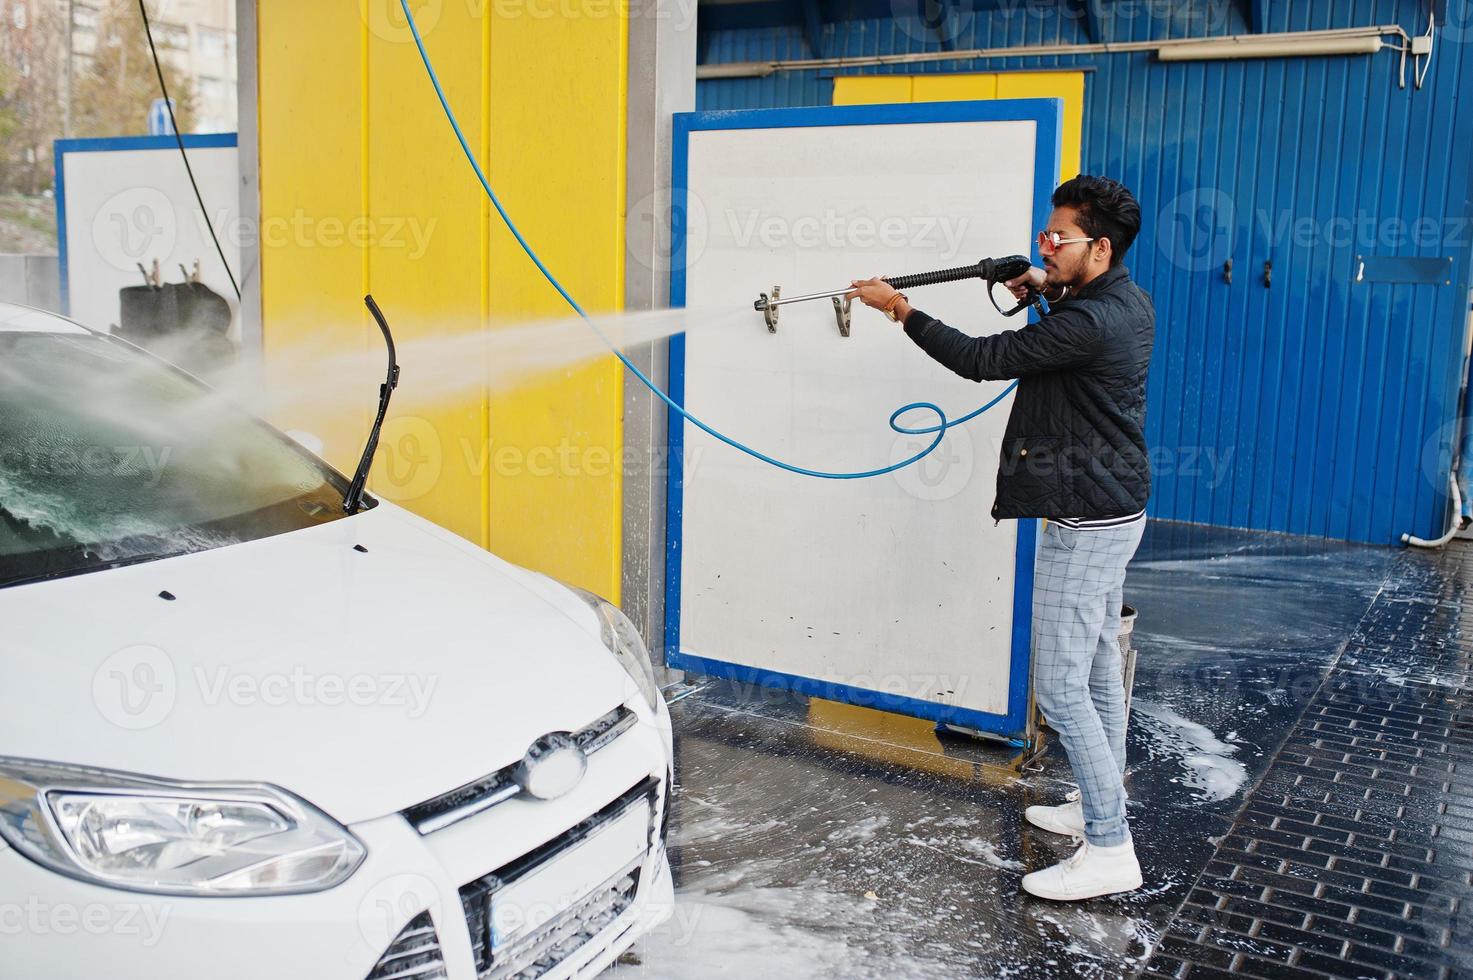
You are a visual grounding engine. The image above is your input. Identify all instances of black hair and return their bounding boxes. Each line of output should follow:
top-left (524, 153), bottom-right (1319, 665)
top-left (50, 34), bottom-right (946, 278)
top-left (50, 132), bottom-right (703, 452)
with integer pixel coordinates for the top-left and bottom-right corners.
top-left (1051, 175), bottom-right (1141, 267)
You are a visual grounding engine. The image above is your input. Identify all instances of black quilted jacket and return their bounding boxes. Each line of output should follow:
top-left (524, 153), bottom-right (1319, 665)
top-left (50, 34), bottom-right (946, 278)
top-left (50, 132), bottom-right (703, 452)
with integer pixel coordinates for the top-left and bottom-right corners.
top-left (901, 265), bottom-right (1154, 521)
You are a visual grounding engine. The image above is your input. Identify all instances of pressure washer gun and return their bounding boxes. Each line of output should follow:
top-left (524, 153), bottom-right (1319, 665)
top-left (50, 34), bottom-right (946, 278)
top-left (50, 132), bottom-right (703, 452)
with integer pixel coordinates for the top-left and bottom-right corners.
top-left (752, 254), bottom-right (1042, 337)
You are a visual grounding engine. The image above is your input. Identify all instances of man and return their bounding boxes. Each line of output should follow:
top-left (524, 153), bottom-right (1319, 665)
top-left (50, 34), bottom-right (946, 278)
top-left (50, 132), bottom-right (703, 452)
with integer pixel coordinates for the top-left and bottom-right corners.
top-left (847, 175), bottom-right (1154, 901)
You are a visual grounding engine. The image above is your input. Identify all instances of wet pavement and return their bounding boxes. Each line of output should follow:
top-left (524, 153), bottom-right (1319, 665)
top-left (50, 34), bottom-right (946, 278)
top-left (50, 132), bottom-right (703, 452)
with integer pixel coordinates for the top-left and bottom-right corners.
top-left (611, 521), bottom-right (1409, 979)
top-left (1144, 540), bottom-right (1473, 980)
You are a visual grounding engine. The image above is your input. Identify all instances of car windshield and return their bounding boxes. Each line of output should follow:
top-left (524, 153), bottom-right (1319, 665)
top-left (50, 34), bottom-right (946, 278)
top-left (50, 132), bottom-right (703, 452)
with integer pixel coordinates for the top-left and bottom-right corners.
top-left (0, 328), bottom-right (354, 588)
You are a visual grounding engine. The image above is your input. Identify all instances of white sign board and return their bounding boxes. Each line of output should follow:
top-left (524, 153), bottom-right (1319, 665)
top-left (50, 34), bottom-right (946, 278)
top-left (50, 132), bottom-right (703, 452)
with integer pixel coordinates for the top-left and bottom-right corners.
top-left (666, 101), bottom-right (1062, 739)
top-left (56, 134), bottom-right (240, 339)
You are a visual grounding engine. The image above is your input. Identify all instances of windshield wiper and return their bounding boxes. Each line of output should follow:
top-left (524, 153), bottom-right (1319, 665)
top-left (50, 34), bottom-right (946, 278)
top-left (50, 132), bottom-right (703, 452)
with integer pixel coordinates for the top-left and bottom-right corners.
top-left (344, 294), bottom-right (401, 514)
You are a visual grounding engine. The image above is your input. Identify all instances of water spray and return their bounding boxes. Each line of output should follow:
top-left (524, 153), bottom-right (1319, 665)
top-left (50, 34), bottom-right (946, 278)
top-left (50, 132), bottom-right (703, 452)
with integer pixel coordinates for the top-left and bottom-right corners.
top-left (397, 0), bottom-right (1028, 480)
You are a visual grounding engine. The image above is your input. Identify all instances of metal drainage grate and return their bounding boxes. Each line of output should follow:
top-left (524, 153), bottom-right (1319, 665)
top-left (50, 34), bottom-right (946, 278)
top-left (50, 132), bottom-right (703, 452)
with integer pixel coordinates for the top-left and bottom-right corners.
top-left (365, 910), bottom-right (449, 980)
top-left (460, 778), bottom-right (658, 979)
top-left (404, 705), bottom-right (637, 834)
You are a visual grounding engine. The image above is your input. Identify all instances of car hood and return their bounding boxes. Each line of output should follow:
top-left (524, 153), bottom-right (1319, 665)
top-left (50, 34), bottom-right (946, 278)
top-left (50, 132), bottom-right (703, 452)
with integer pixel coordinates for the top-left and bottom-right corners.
top-left (0, 503), bottom-right (638, 825)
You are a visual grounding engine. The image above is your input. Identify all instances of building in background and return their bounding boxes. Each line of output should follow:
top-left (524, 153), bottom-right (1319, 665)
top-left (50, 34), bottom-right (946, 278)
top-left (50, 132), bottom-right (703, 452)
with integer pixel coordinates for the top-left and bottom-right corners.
top-left (0, 0), bottom-right (235, 163)
top-left (65, 0), bottom-right (237, 133)
top-left (0, 0), bottom-right (235, 255)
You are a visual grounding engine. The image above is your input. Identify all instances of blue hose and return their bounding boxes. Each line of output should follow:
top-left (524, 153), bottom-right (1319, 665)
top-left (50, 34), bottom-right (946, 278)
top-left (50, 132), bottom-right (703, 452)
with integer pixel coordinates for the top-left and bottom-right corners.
top-left (396, 0), bottom-right (1016, 479)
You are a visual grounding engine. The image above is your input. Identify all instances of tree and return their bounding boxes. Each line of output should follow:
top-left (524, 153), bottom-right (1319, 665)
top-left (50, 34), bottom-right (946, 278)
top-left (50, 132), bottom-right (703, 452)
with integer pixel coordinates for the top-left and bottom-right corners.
top-left (72, 0), bottom-right (195, 139)
top-left (0, 1), bottom-right (65, 195)
top-left (0, 61), bottom-right (20, 167)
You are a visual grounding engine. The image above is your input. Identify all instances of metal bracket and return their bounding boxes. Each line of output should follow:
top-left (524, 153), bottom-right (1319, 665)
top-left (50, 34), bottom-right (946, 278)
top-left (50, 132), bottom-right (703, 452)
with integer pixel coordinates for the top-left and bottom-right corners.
top-left (761, 286), bottom-right (780, 332)
top-left (831, 295), bottom-right (852, 338)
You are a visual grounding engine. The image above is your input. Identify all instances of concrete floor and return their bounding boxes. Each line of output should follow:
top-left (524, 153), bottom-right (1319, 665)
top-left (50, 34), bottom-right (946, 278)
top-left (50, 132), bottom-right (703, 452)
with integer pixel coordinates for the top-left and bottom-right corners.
top-left (612, 521), bottom-right (1399, 979)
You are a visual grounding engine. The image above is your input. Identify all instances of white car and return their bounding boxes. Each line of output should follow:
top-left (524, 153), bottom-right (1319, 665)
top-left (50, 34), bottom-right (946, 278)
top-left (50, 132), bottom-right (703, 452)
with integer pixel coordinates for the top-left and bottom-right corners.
top-left (0, 303), bottom-right (674, 979)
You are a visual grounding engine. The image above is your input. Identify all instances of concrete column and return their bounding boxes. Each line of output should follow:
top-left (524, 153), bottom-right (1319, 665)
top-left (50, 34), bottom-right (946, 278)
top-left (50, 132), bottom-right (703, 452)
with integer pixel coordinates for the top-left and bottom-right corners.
top-left (622, 0), bottom-right (697, 661)
top-left (234, 0), bottom-right (262, 360)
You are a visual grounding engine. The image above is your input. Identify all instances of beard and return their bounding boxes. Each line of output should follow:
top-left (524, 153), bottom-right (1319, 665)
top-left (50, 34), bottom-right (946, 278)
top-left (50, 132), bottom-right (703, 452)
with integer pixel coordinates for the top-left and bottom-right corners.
top-left (1043, 254), bottom-right (1086, 289)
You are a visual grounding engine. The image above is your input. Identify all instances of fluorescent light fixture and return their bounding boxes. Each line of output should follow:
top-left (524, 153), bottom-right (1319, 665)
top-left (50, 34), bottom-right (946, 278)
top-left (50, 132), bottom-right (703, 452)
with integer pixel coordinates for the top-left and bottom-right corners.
top-left (1157, 36), bottom-right (1384, 62)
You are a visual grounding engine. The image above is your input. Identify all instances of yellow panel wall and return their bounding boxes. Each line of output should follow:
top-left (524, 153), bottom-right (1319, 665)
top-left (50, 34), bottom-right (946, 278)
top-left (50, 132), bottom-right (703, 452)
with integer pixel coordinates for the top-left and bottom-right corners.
top-left (994, 71), bottom-right (1084, 180)
top-left (485, 0), bottom-right (627, 601)
top-left (364, 3), bottom-right (488, 547)
top-left (912, 73), bottom-right (997, 102)
top-left (830, 74), bottom-right (912, 105)
top-left (256, 3), bottom-right (368, 477)
top-left (832, 71), bottom-right (1084, 179)
top-left (255, 1), bottom-right (626, 599)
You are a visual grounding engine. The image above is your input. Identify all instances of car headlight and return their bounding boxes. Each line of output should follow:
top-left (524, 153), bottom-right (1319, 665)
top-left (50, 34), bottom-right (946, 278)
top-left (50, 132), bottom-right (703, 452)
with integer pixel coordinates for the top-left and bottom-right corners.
top-left (0, 758), bottom-right (365, 896)
top-left (565, 586), bottom-right (663, 714)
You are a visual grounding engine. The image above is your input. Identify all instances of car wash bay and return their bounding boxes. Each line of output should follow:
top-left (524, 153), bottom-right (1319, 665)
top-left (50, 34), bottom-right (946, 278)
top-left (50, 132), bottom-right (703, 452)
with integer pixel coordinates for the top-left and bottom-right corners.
top-left (238, 0), bottom-right (1473, 977)
top-left (617, 522), bottom-right (1473, 980)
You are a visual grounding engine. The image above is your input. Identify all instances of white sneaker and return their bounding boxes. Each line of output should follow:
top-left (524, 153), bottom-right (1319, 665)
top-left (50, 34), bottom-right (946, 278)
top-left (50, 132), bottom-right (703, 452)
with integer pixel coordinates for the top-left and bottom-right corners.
top-left (1026, 787), bottom-right (1132, 839)
top-left (1025, 799), bottom-right (1085, 838)
top-left (1021, 838), bottom-right (1143, 901)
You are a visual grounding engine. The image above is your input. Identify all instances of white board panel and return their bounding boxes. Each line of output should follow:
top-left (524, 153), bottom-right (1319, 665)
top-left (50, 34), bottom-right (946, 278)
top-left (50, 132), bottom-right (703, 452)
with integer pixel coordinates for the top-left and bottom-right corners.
top-left (676, 113), bottom-right (1043, 721)
top-left (59, 140), bottom-right (240, 338)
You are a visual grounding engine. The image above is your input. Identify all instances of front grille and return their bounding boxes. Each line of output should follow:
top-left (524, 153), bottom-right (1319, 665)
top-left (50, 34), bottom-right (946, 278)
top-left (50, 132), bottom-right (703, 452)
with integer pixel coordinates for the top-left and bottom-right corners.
top-left (365, 911), bottom-right (449, 980)
top-left (404, 705), bottom-right (637, 834)
top-left (460, 778), bottom-right (658, 979)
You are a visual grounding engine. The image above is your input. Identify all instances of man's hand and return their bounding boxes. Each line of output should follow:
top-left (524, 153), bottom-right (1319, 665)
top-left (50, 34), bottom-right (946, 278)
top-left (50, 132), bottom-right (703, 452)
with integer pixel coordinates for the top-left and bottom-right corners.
top-left (845, 277), bottom-right (912, 323)
top-left (1005, 265), bottom-right (1048, 303)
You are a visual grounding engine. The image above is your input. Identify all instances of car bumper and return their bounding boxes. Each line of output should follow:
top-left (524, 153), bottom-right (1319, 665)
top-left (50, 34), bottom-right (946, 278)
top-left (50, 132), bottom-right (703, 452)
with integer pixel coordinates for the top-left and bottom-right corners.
top-left (0, 706), bottom-right (674, 979)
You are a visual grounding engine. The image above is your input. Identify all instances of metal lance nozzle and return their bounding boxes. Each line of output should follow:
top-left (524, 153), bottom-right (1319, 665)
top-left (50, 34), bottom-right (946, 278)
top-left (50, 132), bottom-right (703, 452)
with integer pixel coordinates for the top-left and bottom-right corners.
top-left (751, 254), bottom-right (1042, 325)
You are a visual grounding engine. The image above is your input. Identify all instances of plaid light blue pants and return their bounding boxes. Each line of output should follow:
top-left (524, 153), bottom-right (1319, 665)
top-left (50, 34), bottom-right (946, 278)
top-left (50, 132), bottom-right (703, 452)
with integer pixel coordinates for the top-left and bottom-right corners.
top-left (1032, 519), bottom-right (1145, 847)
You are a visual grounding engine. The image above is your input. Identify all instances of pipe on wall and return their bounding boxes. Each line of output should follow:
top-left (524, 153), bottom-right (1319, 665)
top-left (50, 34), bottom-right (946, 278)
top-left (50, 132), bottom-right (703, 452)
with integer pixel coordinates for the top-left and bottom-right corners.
top-left (695, 25), bottom-right (1410, 80)
top-left (1403, 474), bottom-right (1464, 548)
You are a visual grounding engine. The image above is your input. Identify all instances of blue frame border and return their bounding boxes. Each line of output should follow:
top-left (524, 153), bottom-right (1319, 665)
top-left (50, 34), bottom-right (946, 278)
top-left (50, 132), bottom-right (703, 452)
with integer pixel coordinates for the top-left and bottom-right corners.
top-left (663, 99), bottom-right (1061, 741)
top-left (53, 133), bottom-right (238, 316)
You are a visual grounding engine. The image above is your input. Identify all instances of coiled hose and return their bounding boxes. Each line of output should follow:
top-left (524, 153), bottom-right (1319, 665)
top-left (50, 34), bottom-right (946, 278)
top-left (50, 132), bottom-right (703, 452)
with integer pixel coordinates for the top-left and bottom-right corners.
top-left (398, 0), bottom-right (1017, 479)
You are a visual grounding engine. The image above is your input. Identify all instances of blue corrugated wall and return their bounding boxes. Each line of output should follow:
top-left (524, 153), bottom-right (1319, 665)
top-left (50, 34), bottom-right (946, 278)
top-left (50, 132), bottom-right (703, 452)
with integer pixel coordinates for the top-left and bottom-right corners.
top-left (696, 1), bottom-right (1473, 544)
